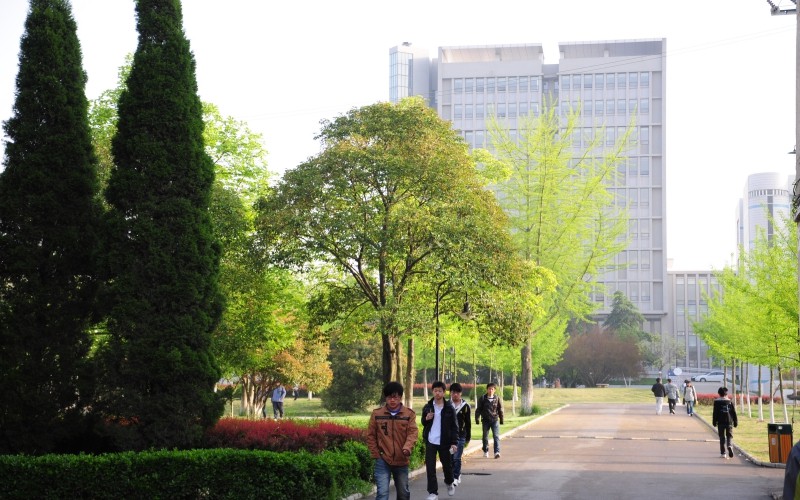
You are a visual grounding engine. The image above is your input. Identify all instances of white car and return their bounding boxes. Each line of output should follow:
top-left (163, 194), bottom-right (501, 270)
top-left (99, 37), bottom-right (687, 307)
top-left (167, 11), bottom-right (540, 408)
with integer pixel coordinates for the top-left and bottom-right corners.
top-left (692, 371), bottom-right (724, 383)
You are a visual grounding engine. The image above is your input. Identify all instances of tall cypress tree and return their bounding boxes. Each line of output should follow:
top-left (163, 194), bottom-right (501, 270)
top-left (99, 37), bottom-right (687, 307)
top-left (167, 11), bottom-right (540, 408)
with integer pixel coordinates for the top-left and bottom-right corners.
top-left (0, 0), bottom-right (102, 454)
top-left (98, 0), bottom-right (223, 450)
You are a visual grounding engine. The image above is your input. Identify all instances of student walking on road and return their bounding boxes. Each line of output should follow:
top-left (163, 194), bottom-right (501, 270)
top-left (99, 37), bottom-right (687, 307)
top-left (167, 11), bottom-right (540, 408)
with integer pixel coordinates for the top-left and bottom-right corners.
top-left (422, 381), bottom-right (458, 499)
top-left (683, 381), bottom-right (697, 416)
top-left (449, 383), bottom-right (471, 488)
top-left (665, 378), bottom-right (679, 414)
top-left (651, 377), bottom-right (666, 415)
top-left (366, 381), bottom-right (418, 500)
top-left (712, 386), bottom-right (738, 459)
top-left (476, 382), bottom-right (504, 459)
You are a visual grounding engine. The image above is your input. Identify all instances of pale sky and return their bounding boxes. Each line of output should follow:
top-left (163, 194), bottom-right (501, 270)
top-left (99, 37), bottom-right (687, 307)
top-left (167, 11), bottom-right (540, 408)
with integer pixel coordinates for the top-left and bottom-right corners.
top-left (0, 0), bottom-right (797, 271)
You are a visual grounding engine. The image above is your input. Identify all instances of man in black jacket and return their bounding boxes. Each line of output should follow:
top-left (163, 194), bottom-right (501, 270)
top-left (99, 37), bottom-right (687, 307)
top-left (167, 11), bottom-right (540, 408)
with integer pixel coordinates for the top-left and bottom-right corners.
top-left (476, 382), bottom-right (504, 459)
top-left (712, 386), bottom-right (738, 459)
top-left (650, 377), bottom-right (666, 415)
top-left (422, 380), bottom-right (458, 499)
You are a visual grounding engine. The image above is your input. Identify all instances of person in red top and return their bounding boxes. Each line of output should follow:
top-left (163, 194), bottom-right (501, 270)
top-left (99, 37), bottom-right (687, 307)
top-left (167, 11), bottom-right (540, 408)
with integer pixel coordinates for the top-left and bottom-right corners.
top-left (366, 382), bottom-right (419, 500)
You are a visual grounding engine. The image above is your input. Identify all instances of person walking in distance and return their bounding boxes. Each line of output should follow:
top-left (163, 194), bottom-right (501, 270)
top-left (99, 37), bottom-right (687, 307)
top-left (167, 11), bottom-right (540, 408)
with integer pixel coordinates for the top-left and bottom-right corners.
top-left (422, 381), bottom-right (458, 499)
top-left (683, 380), bottom-right (697, 416)
top-left (664, 378), bottom-right (679, 415)
top-left (366, 381), bottom-right (418, 500)
top-left (476, 382), bottom-right (504, 459)
top-left (712, 386), bottom-right (738, 459)
top-left (271, 381), bottom-right (286, 419)
top-left (651, 377), bottom-right (666, 415)
top-left (449, 383), bottom-right (471, 488)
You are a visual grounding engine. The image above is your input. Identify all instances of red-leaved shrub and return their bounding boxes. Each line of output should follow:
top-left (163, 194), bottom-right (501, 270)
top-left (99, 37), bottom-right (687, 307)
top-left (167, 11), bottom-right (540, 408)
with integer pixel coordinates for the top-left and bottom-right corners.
top-left (204, 418), bottom-right (366, 453)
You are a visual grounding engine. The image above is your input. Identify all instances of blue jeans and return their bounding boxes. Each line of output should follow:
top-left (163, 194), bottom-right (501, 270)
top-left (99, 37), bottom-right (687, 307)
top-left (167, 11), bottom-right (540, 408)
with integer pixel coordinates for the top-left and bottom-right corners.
top-left (452, 436), bottom-right (466, 479)
top-left (686, 400), bottom-right (694, 414)
top-left (482, 420), bottom-right (500, 454)
top-left (374, 458), bottom-right (409, 500)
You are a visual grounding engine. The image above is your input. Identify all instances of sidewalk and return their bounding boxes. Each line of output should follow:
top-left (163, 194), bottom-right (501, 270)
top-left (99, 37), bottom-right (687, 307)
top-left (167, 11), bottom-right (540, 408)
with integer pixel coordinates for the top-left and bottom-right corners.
top-left (355, 403), bottom-right (786, 500)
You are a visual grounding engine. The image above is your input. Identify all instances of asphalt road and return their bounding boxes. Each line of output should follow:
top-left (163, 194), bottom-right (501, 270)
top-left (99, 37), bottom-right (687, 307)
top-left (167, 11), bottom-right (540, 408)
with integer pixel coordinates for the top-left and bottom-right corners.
top-left (360, 402), bottom-right (786, 500)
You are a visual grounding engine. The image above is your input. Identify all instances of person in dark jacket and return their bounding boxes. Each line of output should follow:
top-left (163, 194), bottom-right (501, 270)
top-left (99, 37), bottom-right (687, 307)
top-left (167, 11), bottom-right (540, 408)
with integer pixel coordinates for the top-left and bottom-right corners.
top-left (650, 377), bottom-right (667, 415)
top-left (476, 382), bottom-right (504, 459)
top-left (783, 439), bottom-right (800, 499)
top-left (422, 380), bottom-right (458, 499)
top-left (712, 386), bottom-right (738, 459)
top-left (449, 382), bottom-right (471, 488)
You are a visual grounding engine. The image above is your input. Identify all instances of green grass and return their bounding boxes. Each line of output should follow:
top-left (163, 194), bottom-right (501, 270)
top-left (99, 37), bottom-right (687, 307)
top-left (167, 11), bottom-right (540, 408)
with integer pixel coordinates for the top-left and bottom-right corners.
top-left (243, 387), bottom-right (800, 463)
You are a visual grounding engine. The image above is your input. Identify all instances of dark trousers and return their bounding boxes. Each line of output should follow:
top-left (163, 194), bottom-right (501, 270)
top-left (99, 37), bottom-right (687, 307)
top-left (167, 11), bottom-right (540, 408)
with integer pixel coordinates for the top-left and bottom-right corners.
top-left (425, 441), bottom-right (454, 494)
top-left (667, 398), bottom-right (677, 413)
top-left (718, 424), bottom-right (733, 454)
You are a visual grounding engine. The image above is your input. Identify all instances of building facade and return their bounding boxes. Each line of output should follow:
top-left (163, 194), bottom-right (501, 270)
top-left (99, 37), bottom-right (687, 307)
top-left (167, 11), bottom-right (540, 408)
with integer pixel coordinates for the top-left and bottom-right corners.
top-left (389, 39), bottom-right (668, 337)
top-left (736, 172), bottom-right (793, 257)
top-left (666, 270), bottom-right (721, 371)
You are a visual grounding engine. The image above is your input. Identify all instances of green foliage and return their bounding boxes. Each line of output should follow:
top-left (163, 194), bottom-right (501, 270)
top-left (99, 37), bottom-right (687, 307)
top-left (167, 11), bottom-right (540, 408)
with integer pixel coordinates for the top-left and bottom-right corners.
top-left (696, 214), bottom-right (799, 371)
top-left (0, 0), bottom-right (103, 454)
top-left (0, 447), bottom-right (372, 500)
top-left (323, 335), bottom-right (383, 412)
top-left (551, 324), bottom-right (643, 387)
top-left (96, 0), bottom-right (223, 450)
top-left (257, 97), bottom-right (513, 384)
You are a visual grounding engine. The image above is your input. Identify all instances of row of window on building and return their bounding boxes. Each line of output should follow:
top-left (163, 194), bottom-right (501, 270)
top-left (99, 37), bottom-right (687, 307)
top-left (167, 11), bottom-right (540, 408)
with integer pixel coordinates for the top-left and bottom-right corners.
top-left (450, 98), bottom-right (651, 120)
top-left (460, 126), bottom-right (650, 150)
top-left (448, 72), bottom-right (651, 95)
top-left (593, 280), bottom-right (653, 304)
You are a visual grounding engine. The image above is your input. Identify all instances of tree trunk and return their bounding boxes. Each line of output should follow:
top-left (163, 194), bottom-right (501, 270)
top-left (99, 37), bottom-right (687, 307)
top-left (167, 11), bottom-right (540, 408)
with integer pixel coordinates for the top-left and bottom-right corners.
top-left (423, 368), bottom-right (429, 401)
top-left (520, 337), bottom-right (534, 415)
top-left (381, 332), bottom-right (399, 384)
top-left (395, 337), bottom-right (403, 387)
top-left (405, 337), bottom-right (415, 409)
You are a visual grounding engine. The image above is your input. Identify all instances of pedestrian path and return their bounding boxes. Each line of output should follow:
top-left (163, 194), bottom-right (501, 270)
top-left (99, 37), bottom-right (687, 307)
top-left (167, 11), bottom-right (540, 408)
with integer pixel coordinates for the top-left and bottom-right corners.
top-left (359, 403), bottom-right (785, 500)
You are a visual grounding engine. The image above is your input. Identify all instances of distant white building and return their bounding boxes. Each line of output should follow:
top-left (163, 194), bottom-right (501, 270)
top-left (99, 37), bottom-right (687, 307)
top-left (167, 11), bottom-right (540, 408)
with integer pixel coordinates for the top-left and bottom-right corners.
top-left (389, 39), bottom-right (668, 336)
top-left (736, 172), bottom-right (793, 257)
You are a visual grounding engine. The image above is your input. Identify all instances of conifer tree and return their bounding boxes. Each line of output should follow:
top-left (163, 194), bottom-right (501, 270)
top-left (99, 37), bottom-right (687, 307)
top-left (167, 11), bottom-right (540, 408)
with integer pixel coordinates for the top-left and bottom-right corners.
top-left (0, 0), bottom-right (102, 454)
top-left (98, 0), bottom-right (223, 450)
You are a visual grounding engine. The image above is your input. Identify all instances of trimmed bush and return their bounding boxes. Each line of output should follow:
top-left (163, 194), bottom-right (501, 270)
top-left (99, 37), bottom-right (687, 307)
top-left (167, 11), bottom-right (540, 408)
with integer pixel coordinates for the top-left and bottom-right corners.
top-left (203, 417), bottom-right (366, 452)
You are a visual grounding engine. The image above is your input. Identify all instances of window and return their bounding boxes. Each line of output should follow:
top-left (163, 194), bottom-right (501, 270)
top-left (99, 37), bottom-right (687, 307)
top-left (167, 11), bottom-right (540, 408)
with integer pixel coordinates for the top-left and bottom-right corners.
top-left (640, 220), bottom-right (650, 240)
top-left (584, 100), bottom-right (592, 116)
top-left (595, 100), bottom-right (603, 116)
top-left (476, 104), bottom-right (484, 118)
top-left (454, 79), bottom-right (464, 93)
top-left (640, 157), bottom-right (650, 176)
top-left (487, 78), bottom-right (496, 92)
top-left (629, 188), bottom-right (638, 207)
top-left (508, 76), bottom-right (517, 92)
top-left (628, 157), bottom-right (638, 176)
top-left (464, 131), bottom-right (473, 147)
top-left (629, 99), bottom-right (637, 114)
top-left (584, 74), bottom-right (592, 89)
top-left (508, 102), bottom-right (517, 118)
top-left (639, 98), bottom-right (649, 114)
top-left (519, 76), bottom-right (528, 92)
top-left (606, 100), bottom-right (614, 115)
top-left (497, 103), bottom-right (506, 118)
top-left (561, 100), bottom-right (570, 116)
top-left (454, 104), bottom-right (463, 120)
top-left (641, 251), bottom-right (651, 270)
top-left (640, 72), bottom-right (650, 87)
top-left (572, 74), bottom-right (581, 89)
top-left (640, 188), bottom-right (650, 208)
top-left (498, 77), bottom-right (507, 92)
top-left (606, 128), bottom-right (615, 146)
top-left (465, 104), bottom-right (473, 119)
top-left (629, 72), bottom-right (638, 88)
top-left (531, 102), bottom-right (539, 116)
top-left (595, 74), bottom-right (604, 90)
top-left (476, 78), bottom-right (485, 93)
top-left (519, 101), bottom-right (529, 116)
top-left (641, 282), bottom-right (651, 301)
top-left (617, 73), bottom-right (626, 89)
top-left (640, 126), bottom-right (649, 145)
top-left (606, 73), bottom-right (615, 89)
top-left (465, 78), bottom-right (474, 93)
top-left (617, 99), bottom-right (626, 115)
top-left (475, 130), bottom-right (484, 148)
top-left (530, 77), bottom-right (539, 91)
top-left (561, 75), bottom-right (571, 91)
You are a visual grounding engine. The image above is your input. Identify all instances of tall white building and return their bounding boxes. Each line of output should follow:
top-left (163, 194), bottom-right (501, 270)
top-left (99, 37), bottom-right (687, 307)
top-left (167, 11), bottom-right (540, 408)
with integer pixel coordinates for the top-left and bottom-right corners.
top-left (389, 39), bottom-right (668, 336)
top-left (736, 172), bottom-right (793, 256)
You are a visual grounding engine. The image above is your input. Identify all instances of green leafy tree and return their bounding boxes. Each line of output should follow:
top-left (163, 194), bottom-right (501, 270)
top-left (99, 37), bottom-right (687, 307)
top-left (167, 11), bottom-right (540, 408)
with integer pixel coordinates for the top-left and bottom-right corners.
top-left (0, 0), bottom-right (102, 454)
top-left (604, 291), bottom-right (647, 341)
top-left (551, 324), bottom-right (642, 387)
top-left (323, 334), bottom-right (383, 412)
top-left (96, 0), bottom-right (223, 450)
top-left (482, 104), bottom-right (633, 414)
top-left (257, 97), bottom-right (512, 385)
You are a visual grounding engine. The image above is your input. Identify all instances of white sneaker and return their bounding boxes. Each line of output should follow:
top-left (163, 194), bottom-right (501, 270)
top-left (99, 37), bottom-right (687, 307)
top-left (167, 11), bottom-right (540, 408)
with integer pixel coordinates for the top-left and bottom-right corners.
top-left (454, 477), bottom-right (460, 486)
top-left (495, 452), bottom-right (500, 459)
top-left (448, 483), bottom-right (456, 496)
top-left (426, 494), bottom-right (438, 500)
top-left (483, 451), bottom-right (489, 458)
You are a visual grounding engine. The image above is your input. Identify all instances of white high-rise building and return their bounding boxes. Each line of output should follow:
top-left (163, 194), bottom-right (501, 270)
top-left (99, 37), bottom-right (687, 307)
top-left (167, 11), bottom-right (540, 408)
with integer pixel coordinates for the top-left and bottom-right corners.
top-left (389, 39), bottom-right (668, 336)
top-left (736, 172), bottom-right (793, 257)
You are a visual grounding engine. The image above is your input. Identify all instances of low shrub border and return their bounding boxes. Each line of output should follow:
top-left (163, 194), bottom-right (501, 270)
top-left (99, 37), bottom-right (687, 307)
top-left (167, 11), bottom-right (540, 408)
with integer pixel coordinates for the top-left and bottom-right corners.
top-left (0, 444), bottom-right (372, 500)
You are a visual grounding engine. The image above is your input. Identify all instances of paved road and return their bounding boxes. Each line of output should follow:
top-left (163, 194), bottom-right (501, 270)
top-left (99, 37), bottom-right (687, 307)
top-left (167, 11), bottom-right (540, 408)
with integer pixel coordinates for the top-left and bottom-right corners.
top-left (361, 403), bottom-right (786, 500)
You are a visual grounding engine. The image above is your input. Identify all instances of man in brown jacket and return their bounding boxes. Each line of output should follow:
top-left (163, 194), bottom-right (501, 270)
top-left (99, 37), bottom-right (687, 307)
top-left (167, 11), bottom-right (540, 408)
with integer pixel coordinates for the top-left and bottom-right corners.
top-left (367, 381), bottom-right (419, 500)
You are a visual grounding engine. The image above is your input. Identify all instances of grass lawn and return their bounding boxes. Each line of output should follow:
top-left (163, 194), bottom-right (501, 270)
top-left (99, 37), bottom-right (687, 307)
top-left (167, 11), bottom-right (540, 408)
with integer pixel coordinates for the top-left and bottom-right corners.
top-left (243, 387), bottom-right (800, 464)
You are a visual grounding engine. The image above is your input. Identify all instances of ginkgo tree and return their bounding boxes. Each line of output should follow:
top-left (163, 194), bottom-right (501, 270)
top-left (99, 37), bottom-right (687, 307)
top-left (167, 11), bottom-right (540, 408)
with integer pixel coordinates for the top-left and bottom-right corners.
top-left (478, 104), bottom-right (634, 414)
